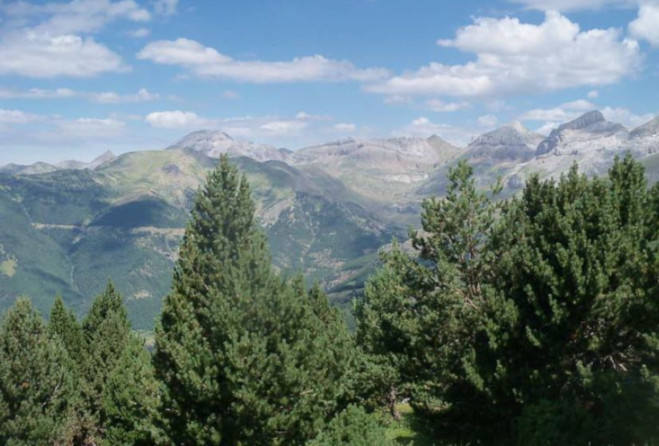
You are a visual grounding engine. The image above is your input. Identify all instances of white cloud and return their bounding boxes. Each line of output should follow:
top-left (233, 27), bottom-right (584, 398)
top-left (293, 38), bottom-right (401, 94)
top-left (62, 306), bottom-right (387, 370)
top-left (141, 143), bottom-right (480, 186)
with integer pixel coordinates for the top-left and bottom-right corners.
top-left (426, 99), bottom-right (470, 112)
top-left (383, 95), bottom-right (412, 104)
top-left (629, 3), bottom-right (659, 46)
top-left (294, 111), bottom-right (331, 121)
top-left (587, 90), bottom-right (599, 98)
top-left (260, 120), bottom-right (307, 136)
top-left (3, 0), bottom-right (150, 36)
top-left (367, 12), bottom-right (640, 98)
top-left (0, 109), bottom-right (38, 124)
top-left (0, 87), bottom-right (160, 103)
top-left (520, 100), bottom-right (653, 129)
top-left (221, 90), bottom-right (241, 100)
top-left (0, 87), bottom-right (76, 99)
top-left (477, 114), bottom-right (498, 128)
top-left (145, 110), bottom-right (214, 129)
top-left (90, 88), bottom-right (159, 103)
top-left (56, 118), bottom-right (125, 137)
top-left (0, 33), bottom-right (127, 78)
top-left (520, 100), bottom-right (597, 121)
top-left (0, 0), bottom-right (151, 78)
top-left (508, 0), bottom-right (636, 11)
top-left (394, 117), bottom-right (474, 146)
top-left (601, 106), bottom-right (655, 128)
top-left (154, 0), bottom-right (179, 16)
top-left (334, 123), bottom-right (357, 132)
top-left (129, 28), bottom-right (151, 38)
top-left (137, 38), bottom-right (389, 83)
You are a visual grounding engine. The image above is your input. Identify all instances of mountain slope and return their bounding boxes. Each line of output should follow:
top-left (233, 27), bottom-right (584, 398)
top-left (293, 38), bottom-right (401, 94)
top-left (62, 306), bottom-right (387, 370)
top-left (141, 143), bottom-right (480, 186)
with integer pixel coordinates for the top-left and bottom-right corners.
top-left (0, 151), bottom-right (400, 328)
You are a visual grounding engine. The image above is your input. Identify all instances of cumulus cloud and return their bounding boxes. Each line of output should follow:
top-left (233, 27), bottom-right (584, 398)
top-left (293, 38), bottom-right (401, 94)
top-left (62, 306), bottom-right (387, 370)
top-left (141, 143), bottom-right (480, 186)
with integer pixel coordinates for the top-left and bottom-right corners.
top-left (477, 114), bottom-right (498, 129)
top-left (629, 3), bottom-right (659, 46)
top-left (145, 110), bottom-right (214, 129)
top-left (3, 0), bottom-right (150, 35)
top-left (129, 28), bottom-right (151, 38)
top-left (56, 118), bottom-right (126, 137)
top-left (137, 38), bottom-right (389, 83)
top-left (0, 0), bottom-right (149, 78)
top-left (90, 88), bottom-right (159, 103)
top-left (0, 109), bottom-right (39, 124)
top-left (260, 120), bottom-right (307, 135)
top-left (367, 12), bottom-right (640, 98)
top-left (0, 34), bottom-right (127, 78)
top-left (520, 100), bottom-right (654, 130)
top-left (154, 0), bottom-right (179, 16)
top-left (508, 0), bottom-right (636, 11)
top-left (0, 87), bottom-right (76, 99)
top-left (520, 99), bottom-right (596, 121)
top-left (0, 87), bottom-right (160, 103)
top-left (426, 99), bottom-right (470, 112)
top-left (394, 117), bottom-right (475, 146)
top-left (221, 90), bottom-right (241, 100)
top-left (334, 123), bottom-right (357, 132)
top-left (601, 107), bottom-right (655, 128)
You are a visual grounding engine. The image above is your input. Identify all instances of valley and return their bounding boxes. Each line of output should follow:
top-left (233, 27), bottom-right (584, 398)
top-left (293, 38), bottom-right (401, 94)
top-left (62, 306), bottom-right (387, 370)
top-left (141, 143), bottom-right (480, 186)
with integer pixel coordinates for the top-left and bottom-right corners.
top-left (1, 110), bottom-right (658, 329)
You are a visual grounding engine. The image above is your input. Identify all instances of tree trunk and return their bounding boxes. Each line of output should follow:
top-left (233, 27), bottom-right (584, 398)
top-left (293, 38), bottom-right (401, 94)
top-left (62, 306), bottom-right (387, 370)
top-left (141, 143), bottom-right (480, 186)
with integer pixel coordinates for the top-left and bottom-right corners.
top-left (388, 386), bottom-right (401, 421)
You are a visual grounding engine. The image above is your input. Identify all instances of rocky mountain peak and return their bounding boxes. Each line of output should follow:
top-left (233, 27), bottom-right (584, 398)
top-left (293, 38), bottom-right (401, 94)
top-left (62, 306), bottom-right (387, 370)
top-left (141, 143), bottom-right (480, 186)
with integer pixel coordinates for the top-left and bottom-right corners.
top-left (631, 116), bottom-right (659, 139)
top-left (560, 110), bottom-right (605, 131)
top-left (467, 122), bottom-right (543, 161)
top-left (167, 130), bottom-right (287, 162)
top-left (536, 111), bottom-right (628, 156)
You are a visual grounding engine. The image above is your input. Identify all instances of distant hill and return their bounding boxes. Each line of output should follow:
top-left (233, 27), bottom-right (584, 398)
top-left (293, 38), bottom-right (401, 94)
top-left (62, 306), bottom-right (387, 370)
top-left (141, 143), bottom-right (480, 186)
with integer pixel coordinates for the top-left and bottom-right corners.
top-left (1, 110), bottom-right (659, 328)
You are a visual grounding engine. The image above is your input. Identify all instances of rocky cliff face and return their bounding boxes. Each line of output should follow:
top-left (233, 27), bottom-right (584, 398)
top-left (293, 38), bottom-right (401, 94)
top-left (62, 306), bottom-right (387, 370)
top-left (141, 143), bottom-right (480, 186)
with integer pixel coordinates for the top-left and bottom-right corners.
top-left (466, 122), bottom-right (544, 161)
top-left (167, 130), bottom-right (290, 162)
top-left (631, 117), bottom-right (659, 139)
top-left (536, 111), bottom-right (629, 156)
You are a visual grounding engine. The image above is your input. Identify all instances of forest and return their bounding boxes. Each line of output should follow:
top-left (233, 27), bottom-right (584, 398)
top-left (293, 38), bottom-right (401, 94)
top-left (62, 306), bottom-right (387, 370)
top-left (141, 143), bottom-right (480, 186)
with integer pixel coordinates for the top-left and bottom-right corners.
top-left (1, 154), bottom-right (658, 445)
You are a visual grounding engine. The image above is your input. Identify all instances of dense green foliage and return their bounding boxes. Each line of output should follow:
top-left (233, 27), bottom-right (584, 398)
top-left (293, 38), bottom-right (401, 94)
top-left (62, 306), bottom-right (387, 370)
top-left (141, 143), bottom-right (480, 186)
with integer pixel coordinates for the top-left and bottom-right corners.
top-left (357, 155), bottom-right (659, 444)
top-left (3, 154), bottom-right (659, 444)
top-left (154, 155), bottom-right (356, 445)
top-left (309, 405), bottom-right (393, 446)
top-left (0, 299), bottom-right (75, 445)
top-left (0, 152), bottom-right (397, 330)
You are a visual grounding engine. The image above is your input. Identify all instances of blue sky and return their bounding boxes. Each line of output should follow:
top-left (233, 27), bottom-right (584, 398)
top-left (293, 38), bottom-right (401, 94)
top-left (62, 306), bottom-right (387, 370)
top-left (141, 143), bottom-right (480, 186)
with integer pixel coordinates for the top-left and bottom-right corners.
top-left (0, 0), bottom-right (658, 164)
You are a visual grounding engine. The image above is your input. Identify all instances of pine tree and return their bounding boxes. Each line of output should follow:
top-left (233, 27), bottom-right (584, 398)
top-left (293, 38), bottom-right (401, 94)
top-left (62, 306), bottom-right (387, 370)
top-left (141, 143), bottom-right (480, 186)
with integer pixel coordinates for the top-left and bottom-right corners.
top-left (102, 335), bottom-right (160, 445)
top-left (356, 160), bottom-right (503, 434)
top-left (77, 281), bottom-right (159, 445)
top-left (0, 298), bottom-right (75, 445)
top-left (484, 156), bottom-right (659, 443)
top-left (154, 155), bottom-right (355, 445)
top-left (309, 405), bottom-right (393, 446)
top-left (78, 282), bottom-right (132, 440)
top-left (357, 156), bottom-right (659, 443)
top-left (49, 295), bottom-right (84, 368)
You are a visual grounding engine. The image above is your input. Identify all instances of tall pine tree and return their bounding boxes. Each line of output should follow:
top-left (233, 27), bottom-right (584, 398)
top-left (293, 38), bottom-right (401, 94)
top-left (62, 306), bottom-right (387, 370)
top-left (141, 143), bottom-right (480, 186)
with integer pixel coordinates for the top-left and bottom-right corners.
top-left (76, 281), bottom-right (159, 445)
top-left (0, 298), bottom-right (75, 445)
top-left (154, 155), bottom-right (355, 445)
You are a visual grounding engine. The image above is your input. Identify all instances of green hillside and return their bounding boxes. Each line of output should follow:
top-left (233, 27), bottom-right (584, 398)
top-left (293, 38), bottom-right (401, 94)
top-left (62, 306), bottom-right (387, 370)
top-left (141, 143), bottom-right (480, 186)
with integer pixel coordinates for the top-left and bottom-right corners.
top-left (0, 151), bottom-right (401, 328)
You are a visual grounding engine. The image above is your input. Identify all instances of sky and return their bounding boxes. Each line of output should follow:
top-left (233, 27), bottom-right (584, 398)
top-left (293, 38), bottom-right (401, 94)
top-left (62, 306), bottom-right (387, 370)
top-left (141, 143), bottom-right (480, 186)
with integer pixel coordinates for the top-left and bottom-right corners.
top-left (0, 0), bottom-right (658, 165)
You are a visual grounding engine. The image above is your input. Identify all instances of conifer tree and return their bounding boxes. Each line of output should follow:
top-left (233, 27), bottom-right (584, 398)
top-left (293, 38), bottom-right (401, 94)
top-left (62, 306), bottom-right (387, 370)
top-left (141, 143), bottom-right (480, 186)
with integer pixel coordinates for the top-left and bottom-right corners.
top-left (154, 155), bottom-right (355, 445)
top-left (484, 156), bottom-right (659, 443)
top-left (102, 335), bottom-right (160, 445)
top-left (309, 405), bottom-right (393, 446)
top-left (356, 160), bottom-right (502, 432)
top-left (77, 281), bottom-right (159, 444)
top-left (49, 295), bottom-right (84, 368)
top-left (0, 298), bottom-right (75, 445)
top-left (357, 155), bottom-right (659, 443)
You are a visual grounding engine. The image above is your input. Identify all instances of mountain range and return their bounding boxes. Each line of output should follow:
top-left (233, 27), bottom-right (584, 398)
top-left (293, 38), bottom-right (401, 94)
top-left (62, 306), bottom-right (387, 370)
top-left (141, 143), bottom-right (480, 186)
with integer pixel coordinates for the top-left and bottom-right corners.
top-left (1, 110), bottom-right (658, 329)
